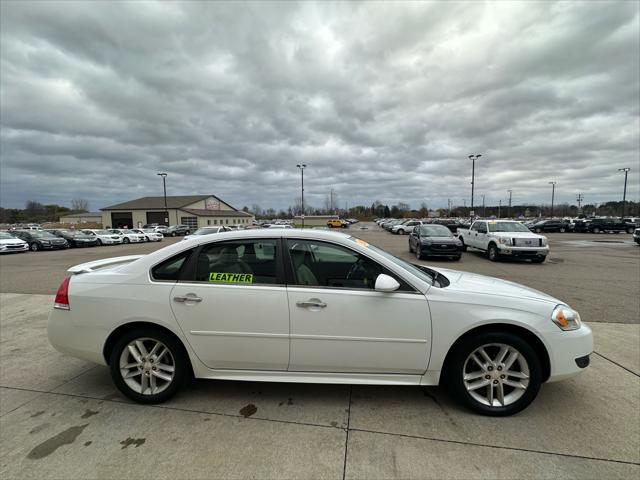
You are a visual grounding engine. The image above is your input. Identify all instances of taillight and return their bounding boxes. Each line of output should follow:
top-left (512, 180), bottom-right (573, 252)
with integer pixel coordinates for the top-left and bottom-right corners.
top-left (54, 276), bottom-right (71, 310)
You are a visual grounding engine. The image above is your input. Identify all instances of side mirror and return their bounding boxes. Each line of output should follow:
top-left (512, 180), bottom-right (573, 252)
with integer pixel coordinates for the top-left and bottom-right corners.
top-left (375, 274), bottom-right (400, 292)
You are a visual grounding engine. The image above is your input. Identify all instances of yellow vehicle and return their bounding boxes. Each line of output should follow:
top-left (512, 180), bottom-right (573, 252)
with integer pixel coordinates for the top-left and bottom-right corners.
top-left (327, 219), bottom-right (346, 228)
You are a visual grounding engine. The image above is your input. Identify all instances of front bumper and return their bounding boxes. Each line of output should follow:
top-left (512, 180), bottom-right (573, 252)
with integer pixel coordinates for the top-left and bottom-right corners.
top-left (0, 245), bottom-right (29, 253)
top-left (421, 243), bottom-right (462, 257)
top-left (497, 245), bottom-right (549, 257)
top-left (545, 323), bottom-right (593, 382)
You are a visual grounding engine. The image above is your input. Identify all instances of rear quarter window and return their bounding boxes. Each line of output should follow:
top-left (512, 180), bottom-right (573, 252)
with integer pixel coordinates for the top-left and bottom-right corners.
top-left (151, 250), bottom-right (192, 281)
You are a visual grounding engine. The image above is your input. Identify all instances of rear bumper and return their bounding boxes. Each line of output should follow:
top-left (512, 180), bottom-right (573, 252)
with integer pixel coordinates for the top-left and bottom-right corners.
top-left (546, 323), bottom-right (593, 382)
top-left (48, 309), bottom-right (107, 365)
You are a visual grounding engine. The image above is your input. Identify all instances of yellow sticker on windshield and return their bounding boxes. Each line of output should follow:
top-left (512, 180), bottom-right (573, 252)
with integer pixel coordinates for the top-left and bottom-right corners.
top-left (209, 272), bottom-right (253, 284)
top-left (354, 239), bottom-right (369, 247)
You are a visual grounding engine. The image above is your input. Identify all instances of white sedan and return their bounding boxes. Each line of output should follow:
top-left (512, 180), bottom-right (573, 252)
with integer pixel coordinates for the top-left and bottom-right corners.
top-left (81, 229), bottom-right (124, 246)
top-left (48, 229), bottom-right (592, 416)
top-left (107, 229), bottom-right (145, 244)
top-left (0, 231), bottom-right (29, 253)
top-left (132, 229), bottom-right (164, 242)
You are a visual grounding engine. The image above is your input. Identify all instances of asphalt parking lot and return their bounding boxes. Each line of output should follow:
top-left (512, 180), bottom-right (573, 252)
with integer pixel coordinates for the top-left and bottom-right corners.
top-left (1, 223), bottom-right (639, 479)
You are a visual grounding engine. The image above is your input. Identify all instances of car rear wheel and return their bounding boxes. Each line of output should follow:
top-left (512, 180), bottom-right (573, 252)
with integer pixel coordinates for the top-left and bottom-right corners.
top-left (109, 328), bottom-right (188, 404)
top-left (488, 243), bottom-right (500, 262)
top-left (459, 238), bottom-right (467, 252)
top-left (559, 227), bottom-right (566, 233)
top-left (171, 232), bottom-right (176, 237)
top-left (445, 332), bottom-right (542, 416)
top-left (97, 239), bottom-right (103, 246)
top-left (593, 227), bottom-right (601, 233)
top-left (627, 227), bottom-right (635, 234)
top-left (408, 241), bottom-right (414, 253)
top-left (123, 237), bottom-right (130, 244)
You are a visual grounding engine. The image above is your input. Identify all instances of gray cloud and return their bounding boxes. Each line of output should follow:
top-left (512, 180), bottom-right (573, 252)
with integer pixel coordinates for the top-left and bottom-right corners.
top-left (1, 0), bottom-right (638, 211)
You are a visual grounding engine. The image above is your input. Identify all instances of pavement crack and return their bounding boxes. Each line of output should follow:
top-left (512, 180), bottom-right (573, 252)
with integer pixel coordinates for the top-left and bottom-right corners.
top-left (342, 386), bottom-right (353, 480)
top-left (592, 351), bottom-right (639, 378)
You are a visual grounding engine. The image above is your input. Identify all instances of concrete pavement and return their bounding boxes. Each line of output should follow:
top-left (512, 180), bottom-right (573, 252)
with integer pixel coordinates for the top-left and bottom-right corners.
top-left (1, 293), bottom-right (638, 479)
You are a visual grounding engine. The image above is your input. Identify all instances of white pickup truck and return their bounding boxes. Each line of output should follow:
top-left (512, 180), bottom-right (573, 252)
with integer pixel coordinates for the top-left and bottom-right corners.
top-left (458, 220), bottom-right (549, 263)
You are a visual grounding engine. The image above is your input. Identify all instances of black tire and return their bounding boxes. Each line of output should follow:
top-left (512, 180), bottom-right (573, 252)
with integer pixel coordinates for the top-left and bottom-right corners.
top-left (185, 231), bottom-right (190, 235)
top-left (488, 243), bottom-right (500, 262)
top-left (535, 228), bottom-right (542, 233)
top-left (408, 241), bottom-right (414, 253)
top-left (109, 327), bottom-right (189, 404)
top-left (627, 227), bottom-right (635, 234)
top-left (416, 245), bottom-right (423, 260)
top-left (531, 256), bottom-right (546, 263)
top-left (593, 227), bottom-right (600, 233)
top-left (453, 255), bottom-right (461, 261)
top-left (444, 331), bottom-right (542, 416)
top-left (171, 232), bottom-right (176, 237)
top-left (30, 243), bottom-right (39, 252)
top-left (97, 238), bottom-right (103, 246)
top-left (559, 227), bottom-right (566, 233)
top-left (123, 237), bottom-right (130, 244)
top-left (459, 237), bottom-right (467, 252)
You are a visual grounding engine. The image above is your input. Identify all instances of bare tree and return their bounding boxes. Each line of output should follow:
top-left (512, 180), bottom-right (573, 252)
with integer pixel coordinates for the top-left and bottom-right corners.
top-left (71, 199), bottom-right (89, 212)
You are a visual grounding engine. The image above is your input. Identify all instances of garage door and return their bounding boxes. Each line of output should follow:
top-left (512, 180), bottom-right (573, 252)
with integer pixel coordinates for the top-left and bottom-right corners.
top-left (146, 211), bottom-right (168, 226)
top-left (111, 212), bottom-right (133, 229)
top-left (180, 217), bottom-right (198, 230)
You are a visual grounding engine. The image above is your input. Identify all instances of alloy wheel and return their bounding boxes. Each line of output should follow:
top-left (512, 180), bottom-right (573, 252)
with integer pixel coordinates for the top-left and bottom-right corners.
top-left (416, 245), bottom-right (421, 259)
top-left (463, 343), bottom-right (530, 407)
top-left (119, 338), bottom-right (176, 395)
top-left (31, 243), bottom-right (39, 251)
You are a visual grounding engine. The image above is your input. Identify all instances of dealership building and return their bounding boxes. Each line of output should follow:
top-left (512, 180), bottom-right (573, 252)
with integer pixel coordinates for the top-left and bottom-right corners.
top-left (100, 195), bottom-right (254, 229)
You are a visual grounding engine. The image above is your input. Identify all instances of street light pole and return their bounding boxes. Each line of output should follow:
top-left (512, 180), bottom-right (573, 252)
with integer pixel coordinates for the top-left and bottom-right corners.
top-left (157, 172), bottom-right (168, 226)
top-left (618, 168), bottom-right (630, 218)
top-left (468, 154), bottom-right (481, 218)
top-left (498, 199), bottom-right (502, 218)
top-left (549, 181), bottom-right (556, 217)
top-left (481, 194), bottom-right (486, 218)
top-left (296, 164), bottom-right (307, 228)
top-left (507, 190), bottom-right (513, 218)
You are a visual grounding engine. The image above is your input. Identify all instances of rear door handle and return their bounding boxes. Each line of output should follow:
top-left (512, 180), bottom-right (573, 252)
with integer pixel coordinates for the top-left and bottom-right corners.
top-left (296, 299), bottom-right (327, 309)
top-left (173, 294), bottom-right (203, 303)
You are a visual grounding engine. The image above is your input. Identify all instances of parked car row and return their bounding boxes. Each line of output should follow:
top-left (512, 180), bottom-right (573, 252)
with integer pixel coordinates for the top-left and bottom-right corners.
top-left (376, 218), bottom-right (470, 234)
top-left (0, 227), bottom-right (165, 253)
top-left (526, 217), bottom-right (637, 234)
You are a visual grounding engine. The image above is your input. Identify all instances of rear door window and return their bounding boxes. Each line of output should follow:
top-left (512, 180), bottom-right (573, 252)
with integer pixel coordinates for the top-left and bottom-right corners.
top-left (194, 239), bottom-right (280, 285)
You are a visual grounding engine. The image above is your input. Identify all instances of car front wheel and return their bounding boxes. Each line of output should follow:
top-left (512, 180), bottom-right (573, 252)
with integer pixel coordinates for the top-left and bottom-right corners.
top-left (488, 243), bottom-right (500, 262)
top-left (416, 245), bottom-right (423, 260)
top-left (30, 243), bottom-right (39, 251)
top-left (109, 328), bottom-right (188, 404)
top-left (123, 237), bottom-right (130, 244)
top-left (445, 332), bottom-right (542, 416)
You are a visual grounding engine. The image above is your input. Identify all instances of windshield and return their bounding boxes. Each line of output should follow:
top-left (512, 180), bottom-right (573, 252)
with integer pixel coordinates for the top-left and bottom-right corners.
top-left (487, 222), bottom-right (530, 233)
top-left (94, 230), bottom-right (110, 235)
top-left (32, 232), bottom-right (57, 238)
top-left (419, 225), bottom-right (452, 237)
top-left (348, 237), bottom-right (433, 286)
top-left (0, 232), bottom-right (16, 239)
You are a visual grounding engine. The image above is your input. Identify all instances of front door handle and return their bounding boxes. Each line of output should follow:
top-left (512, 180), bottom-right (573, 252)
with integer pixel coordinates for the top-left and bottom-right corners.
top-left (296, 299), bottom-right (327, 309)
top-left (173, 294), bottom-right (203, 303)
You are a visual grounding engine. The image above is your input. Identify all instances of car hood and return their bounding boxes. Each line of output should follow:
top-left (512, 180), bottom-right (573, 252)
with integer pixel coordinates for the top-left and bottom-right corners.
top-left (489, 231), bottom-right (544, 238)
top-left (421, 236), bottom-right (458, 242)
top-left (0, 238), bottom-right (26, 245)
top-left (430, 267), bottom-right (559, 304)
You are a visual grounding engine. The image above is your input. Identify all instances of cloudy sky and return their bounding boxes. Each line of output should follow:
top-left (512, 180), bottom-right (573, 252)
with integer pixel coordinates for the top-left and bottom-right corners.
top-left (1, 0), bottom-right (638, 212)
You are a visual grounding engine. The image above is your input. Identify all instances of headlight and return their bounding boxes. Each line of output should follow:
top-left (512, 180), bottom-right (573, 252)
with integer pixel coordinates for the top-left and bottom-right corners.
top-left (498, 237), bottom-right (511, 245)
top-left (541, 238), bottom-right (548, 246)
top-left (551, 305), bottom-right (582, 331)
top-left (40, 240), bottom-right (50, 244)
